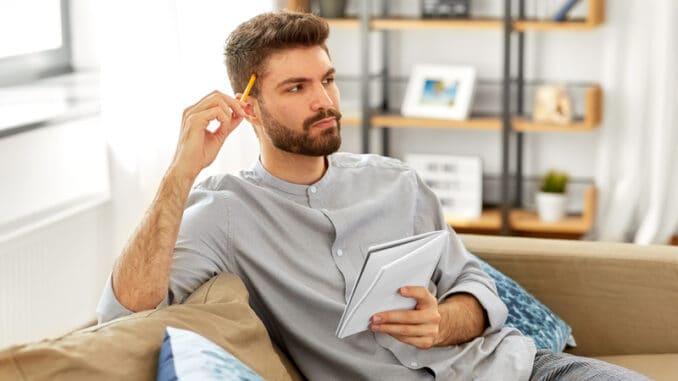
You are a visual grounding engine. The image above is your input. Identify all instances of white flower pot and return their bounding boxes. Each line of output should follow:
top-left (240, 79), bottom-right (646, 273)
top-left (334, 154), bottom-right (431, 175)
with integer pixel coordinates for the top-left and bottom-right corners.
top-left (536, 192), bottom-right (567, 222)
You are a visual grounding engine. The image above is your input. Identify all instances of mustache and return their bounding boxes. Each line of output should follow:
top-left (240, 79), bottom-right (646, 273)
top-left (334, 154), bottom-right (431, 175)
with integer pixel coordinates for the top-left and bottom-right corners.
top-left (303, 108), bottom-right (342, 130)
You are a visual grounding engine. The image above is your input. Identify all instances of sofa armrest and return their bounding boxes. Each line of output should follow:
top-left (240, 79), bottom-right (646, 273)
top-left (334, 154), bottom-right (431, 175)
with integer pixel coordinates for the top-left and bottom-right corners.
top-left (460, 234), bottom-right (678, 357)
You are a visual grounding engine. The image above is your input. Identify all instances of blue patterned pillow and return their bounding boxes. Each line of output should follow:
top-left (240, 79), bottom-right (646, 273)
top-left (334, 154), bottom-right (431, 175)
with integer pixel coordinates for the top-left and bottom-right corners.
top-left (156, 327), bottom-right (265, 381)
top-left (470, 253), bottom-right (574, 352)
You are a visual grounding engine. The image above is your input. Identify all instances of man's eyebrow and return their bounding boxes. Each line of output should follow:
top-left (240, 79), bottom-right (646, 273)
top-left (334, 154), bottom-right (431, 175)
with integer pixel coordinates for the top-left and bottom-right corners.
top-left (275, 68), bottom-right (336, 90)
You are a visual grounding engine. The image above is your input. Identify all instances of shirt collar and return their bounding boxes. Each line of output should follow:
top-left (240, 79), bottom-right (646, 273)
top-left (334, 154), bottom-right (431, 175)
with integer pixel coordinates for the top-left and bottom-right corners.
top-left (251, 155), bottom-right (335, 196)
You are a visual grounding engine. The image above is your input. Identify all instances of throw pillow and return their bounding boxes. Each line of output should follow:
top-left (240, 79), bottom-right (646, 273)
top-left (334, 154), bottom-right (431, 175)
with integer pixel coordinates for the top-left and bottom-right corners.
top-left (0, 273), bottom-right (303, 381)
top-left (470, 253), bottom-right (575, 352)
top-left (157, 327), bottom-right (264, 381)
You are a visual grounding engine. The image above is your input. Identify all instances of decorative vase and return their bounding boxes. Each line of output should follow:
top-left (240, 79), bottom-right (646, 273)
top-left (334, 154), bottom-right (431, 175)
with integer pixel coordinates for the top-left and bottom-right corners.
top-left (536, 192), bottom-right (567, 222)
top-left (318, 0), bottom-right (347, 18)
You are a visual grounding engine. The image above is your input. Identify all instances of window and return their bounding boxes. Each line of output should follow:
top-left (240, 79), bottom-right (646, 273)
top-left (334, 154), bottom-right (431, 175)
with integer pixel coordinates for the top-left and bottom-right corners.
top-left (0, 0), bottom-right (72, 86)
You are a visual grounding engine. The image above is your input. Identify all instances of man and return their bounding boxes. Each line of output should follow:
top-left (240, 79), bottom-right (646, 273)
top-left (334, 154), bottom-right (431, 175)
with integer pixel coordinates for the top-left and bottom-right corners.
top-left (98, 11), bottom-right (648, 381)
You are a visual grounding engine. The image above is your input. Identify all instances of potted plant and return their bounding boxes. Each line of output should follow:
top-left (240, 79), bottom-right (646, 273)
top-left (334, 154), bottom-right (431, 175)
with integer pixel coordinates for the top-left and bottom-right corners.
top-left (536, 170), bottom-right (569, 222)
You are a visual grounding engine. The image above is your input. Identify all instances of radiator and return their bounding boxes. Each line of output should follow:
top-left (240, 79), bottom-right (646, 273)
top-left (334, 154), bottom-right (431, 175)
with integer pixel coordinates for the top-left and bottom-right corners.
top-left (0, 199), bottom-right (113, 348)
top-left (0, 200), bottom-right (113, 347)
top-left (0, 114), bottom-right (113, 348)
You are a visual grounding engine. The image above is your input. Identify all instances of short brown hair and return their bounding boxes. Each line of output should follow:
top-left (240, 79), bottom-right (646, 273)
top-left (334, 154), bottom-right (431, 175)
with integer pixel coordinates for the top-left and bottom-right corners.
top-left (224, 11), bottom-right (330, 97)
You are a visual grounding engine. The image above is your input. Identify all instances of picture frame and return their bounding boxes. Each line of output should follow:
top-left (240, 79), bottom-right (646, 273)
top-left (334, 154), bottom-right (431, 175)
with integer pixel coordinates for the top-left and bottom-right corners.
top-left (401, 64), bottom-right (477, 120)
top-left (405, 154), bottom-right (483, 219)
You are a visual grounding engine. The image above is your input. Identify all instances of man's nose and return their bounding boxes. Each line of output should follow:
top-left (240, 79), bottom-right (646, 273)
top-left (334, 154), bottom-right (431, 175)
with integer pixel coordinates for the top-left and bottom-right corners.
top-left (310, 83), bottom-right (335, 111)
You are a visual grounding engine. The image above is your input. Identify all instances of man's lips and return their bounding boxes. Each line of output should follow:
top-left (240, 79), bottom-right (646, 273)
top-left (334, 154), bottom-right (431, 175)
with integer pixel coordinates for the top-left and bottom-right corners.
top-left (311, 117), bottom-right (337, 129)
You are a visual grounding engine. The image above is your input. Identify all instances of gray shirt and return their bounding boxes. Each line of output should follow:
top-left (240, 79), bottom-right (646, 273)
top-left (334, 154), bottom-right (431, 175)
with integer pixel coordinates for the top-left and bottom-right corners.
top-left (97, 152), bottom-right (535, 380)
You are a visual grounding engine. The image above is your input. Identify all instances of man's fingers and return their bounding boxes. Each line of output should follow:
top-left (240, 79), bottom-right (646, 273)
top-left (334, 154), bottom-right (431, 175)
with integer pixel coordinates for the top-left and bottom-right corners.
top-left (400, 286), bottom-right (437, 309)
top-left (370, 323), bottom-right (437, 338)
top-left (373, 310), bottom-right (424, 325)
top-left (187, 91), bottom-right (246, 118)
top-left (216, 113), bottom-right (244, 137)
top-left (224, 96), bottom-right (247, 118)
top-left (187, 107), bottom-right (229, 133)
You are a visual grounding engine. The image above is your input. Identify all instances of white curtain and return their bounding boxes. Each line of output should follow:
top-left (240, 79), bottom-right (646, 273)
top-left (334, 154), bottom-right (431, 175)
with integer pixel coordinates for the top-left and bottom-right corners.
top-left (595, 0), bottom-right (678, 244)
top-left (100, 1), bottom-right (271, 254)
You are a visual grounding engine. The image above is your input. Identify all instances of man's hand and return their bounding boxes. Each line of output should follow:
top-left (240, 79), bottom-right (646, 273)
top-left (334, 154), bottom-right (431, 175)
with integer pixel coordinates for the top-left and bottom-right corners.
top-left (369, 288), bottom-right (488, 349)
top-left (369, 286), bottom-right (442, 349)
top-left (171, 90), bottom-right (247, 180)
top-left (111, 91), bottom-right (247, 313)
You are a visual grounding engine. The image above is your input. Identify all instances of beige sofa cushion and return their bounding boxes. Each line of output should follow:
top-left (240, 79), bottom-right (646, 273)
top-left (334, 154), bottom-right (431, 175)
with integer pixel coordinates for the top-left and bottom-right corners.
top-left (595, 354), bottom-right (678, 381)
top-left (0, 273), bottom-right (303, 381)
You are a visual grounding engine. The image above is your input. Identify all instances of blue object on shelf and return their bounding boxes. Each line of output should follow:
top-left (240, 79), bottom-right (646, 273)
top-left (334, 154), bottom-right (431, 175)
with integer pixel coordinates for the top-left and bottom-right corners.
top-left (552, 0), bottom-right (582, 22)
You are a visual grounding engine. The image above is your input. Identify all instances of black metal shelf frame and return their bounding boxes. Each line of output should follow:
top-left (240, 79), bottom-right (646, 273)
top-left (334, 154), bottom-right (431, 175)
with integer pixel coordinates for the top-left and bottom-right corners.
top-left (356, 0), bottom-right (539, 235)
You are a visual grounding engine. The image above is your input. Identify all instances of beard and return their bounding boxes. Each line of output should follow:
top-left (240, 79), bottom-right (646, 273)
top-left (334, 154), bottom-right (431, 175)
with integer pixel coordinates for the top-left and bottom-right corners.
top-left (258, 97), bottom-right (342, 157)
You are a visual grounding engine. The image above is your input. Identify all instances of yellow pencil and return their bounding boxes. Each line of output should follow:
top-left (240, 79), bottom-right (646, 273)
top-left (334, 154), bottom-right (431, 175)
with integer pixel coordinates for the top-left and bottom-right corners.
top-left (241, 74), bottom-right (257, 102)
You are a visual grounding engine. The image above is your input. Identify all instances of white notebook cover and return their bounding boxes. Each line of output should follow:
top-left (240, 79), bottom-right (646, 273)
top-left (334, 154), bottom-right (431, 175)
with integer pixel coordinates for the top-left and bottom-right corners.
top-left (335, 230), bottom-right (449, 339)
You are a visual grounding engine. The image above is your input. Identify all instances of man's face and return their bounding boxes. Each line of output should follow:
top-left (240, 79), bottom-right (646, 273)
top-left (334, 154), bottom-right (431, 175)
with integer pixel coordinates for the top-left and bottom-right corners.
top-left (253, 46), bottom-right (342, 156)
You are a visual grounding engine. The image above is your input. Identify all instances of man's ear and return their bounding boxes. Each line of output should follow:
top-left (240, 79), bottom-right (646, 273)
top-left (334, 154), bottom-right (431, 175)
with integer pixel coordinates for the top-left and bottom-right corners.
top-left (235, 93), bottom-right (258, 122)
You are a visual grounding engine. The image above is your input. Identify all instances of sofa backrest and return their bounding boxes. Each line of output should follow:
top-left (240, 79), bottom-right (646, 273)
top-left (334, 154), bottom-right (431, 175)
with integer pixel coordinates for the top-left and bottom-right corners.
top-left (461, 234), bottom-right (678, 357)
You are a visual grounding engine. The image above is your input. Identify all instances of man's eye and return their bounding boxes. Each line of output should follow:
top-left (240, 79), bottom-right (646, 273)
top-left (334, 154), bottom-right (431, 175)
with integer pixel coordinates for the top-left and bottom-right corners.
top-left (289, 85), bottom-right (302, 93)
top-left (322, 77), bottom-right (335, 84)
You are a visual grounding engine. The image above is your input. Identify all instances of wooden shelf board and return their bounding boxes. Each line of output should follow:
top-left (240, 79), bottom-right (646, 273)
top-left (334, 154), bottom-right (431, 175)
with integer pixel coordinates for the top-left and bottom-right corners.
top-left (323, 18), bottom-right (603, 32)
top-left (371, 115), bottom-right (501, 130)
top-left (372, 18), bottom-right (502, 30)
top-left (513, 118), bottom-right (595, 132)
top-left (514, 19), bottom-right (600, 31)
top-left (367, 114), bottom-right (599, 132)
top-left (447, 209), bottom-right (591, 234)
top-left (447, 209), bottom-right (502, 231)
top-left (510, 210), bottom-right (591, 234)
top-left (326, 18), bottom-right (360, 28)
top-left (340, 114), bottom-right (361, 126)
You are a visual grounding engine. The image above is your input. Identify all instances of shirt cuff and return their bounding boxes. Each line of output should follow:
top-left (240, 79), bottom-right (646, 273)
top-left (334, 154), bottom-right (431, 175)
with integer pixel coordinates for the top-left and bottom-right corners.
top-left (96, 274), bottom-right (171, 324)
top-left (96, 274), bottom-right (134, 324)
top-left (437, 282), bottom-right (508, 334)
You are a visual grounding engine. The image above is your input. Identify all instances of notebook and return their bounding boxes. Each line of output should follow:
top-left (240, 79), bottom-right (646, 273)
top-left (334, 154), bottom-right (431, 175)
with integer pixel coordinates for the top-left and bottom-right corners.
top-left (335, 230), bottom-right (449, 339)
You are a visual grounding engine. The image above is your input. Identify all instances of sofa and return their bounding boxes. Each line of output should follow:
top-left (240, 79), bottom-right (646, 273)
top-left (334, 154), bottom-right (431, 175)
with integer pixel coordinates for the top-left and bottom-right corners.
top-left (0, 234), bottom-right (676, 380)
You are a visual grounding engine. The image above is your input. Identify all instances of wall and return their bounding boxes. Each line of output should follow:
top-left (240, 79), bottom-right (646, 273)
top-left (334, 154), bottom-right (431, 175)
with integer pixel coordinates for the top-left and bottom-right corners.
top-left (0, 1), bottom-right (108, 347)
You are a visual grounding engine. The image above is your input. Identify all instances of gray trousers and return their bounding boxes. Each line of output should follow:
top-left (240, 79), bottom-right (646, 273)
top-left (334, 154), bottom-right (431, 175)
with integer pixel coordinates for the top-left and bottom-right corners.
top-left (530, 350), bottom-right (652, 381)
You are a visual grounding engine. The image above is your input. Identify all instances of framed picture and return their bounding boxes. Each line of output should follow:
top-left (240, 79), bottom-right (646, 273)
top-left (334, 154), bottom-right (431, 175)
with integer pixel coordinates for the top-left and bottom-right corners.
top-left (405, 154), bottom-right (483, 219)
top-left (401, 64), bottom-right (477, 120)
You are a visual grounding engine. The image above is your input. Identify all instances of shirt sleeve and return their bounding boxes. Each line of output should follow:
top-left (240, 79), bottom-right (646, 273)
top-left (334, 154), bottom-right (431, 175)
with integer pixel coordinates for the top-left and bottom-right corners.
top-left (167, 188), bottom-right (232, 305)
top-left (413, 172), bottom-right (508, 334)
top-left (95, 186), bottom-right (231, 324)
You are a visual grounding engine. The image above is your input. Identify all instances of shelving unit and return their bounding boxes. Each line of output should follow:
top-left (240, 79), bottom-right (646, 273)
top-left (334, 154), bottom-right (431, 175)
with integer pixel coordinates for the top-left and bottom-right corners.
top-left (287, 0), bottom-right (605, 238)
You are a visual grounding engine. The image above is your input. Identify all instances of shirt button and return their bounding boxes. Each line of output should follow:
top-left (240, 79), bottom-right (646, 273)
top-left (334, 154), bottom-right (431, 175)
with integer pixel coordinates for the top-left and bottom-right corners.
top-left (309, 186), bottom-right (317, 194)
top-left (336, 249), bottom-right (344, 257)
top-left (410, 361), bottom-right (419, 368)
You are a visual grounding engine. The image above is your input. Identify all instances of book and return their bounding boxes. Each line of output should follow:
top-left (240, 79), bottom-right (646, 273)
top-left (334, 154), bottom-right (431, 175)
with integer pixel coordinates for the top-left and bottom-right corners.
top-left (335, 230), bottom-right (449, 339)
top-left (552, 0), bottom-right (582, 22)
